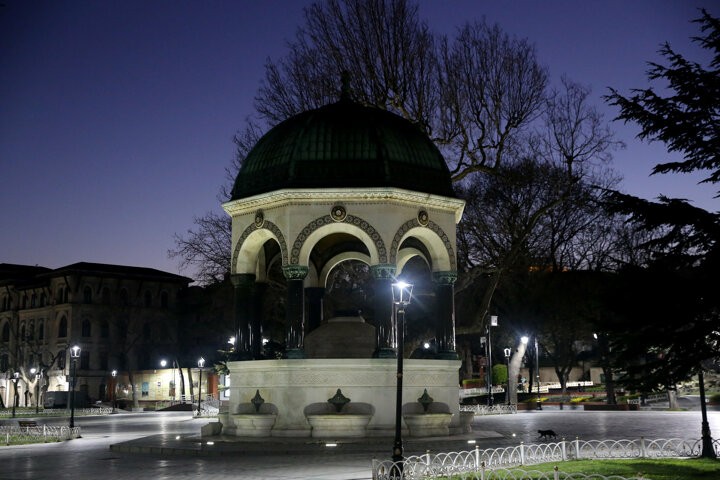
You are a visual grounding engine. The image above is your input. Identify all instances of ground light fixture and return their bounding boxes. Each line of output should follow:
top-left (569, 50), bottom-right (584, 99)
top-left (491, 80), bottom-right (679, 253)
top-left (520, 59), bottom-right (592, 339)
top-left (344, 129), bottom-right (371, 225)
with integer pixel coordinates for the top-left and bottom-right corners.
top-left (390, 280), bottom-right (413, 476)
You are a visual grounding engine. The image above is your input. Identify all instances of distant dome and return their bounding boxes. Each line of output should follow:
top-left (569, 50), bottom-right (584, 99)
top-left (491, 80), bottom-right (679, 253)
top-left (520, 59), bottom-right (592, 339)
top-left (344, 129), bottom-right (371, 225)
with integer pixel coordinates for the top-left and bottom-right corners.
top-left (230, 98), bottom-right (455, 200)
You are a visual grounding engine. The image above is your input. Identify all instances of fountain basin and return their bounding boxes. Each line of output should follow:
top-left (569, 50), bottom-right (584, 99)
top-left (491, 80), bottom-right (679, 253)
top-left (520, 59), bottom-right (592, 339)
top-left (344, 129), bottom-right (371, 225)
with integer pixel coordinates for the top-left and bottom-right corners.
top-left (306, 414), bottom-right (372, 438)
top-left (220, 413), bottom-right (277, 437)
top-left (403, 413), bottom-right (453, 437)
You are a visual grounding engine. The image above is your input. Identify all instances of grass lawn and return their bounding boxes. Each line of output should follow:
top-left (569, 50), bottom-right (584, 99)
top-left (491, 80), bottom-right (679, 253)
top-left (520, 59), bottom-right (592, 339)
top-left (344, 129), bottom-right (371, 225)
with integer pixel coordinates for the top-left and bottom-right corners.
top-left (508, 458), bottom-right (720, 479)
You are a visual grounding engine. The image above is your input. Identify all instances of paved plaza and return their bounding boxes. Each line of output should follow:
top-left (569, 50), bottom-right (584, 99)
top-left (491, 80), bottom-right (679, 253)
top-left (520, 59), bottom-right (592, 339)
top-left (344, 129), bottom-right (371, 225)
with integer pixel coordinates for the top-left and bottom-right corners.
top-left (0, 408), bottom-right (718, 479)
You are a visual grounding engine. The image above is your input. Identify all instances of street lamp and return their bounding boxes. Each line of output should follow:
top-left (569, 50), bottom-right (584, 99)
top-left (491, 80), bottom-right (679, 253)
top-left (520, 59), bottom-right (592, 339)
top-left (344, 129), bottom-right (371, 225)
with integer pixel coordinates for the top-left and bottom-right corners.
top-left (390, 280), bottom-right (413, 475)
top-left (111, 370), bottom-right (117, 414)
top-left (160, 359), bottom-right (168, 400)
top-left (484, 315), bottom-right (498, 407)
top-left (196, 357), bottom-right (205, 416)
top-left (11, 372), bottom-right (19, 418)
top-left (69, 345), bottom-right (81, 428)
top-left (535, 336), bottom-right (542, 410)
top-left (504, 348), bottom-right (512, 405)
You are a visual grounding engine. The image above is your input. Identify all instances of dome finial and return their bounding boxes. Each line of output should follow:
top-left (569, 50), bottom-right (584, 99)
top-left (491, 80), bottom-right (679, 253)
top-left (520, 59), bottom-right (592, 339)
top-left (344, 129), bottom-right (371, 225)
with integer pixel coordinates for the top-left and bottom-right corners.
top-left (340, 70), bottom-right (352, 102)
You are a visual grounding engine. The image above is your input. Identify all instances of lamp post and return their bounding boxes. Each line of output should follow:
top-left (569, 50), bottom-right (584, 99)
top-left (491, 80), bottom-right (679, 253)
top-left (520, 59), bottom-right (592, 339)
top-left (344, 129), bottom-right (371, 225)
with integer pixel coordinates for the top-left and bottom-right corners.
top-left (160, 359), bottom-right (168, 400)
top-left (698, 369), bottom-right (717, 458)
top-left (31, 368), bottom-right (41, 414)
top-left (503, 348), bottom-right (511, 405)
top-left (535, 336), bottom-right (542, 410)
top-left (485, 315), bottom-right (498, 407)
top-left (390, 281), bottom-right (413, 474)
top-left (196, 357), bottom-right (205, 416)
top-left (11, 372), bottom-right (19, 418)
top-left (111, 370), bottom-right (117, 413)
top-left (69, 345), bottom-right (80, 428)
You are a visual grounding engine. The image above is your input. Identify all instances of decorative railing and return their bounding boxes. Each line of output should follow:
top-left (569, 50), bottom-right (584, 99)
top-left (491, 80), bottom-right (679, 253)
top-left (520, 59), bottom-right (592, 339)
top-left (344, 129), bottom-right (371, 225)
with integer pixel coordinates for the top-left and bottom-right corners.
top-left (195, 395), bottom-right (220, 417)
top-left (459, 404), bottom-right (517, 416)
top-left (0, 407), bottom-right (112, 418)
top-left (372, 437), bottom-right (720, 479)
top-left (0, 425), bottom-right (81, 444)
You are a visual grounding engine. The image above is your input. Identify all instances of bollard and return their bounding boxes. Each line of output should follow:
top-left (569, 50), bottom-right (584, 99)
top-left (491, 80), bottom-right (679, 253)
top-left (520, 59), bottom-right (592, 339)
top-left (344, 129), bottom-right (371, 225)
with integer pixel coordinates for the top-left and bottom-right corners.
top-left (475, 445), bottom-right (480, 470)
top-left (561, 438), bottom-right (567, 461)
top-left (554, 465), bottom-right (560, 480)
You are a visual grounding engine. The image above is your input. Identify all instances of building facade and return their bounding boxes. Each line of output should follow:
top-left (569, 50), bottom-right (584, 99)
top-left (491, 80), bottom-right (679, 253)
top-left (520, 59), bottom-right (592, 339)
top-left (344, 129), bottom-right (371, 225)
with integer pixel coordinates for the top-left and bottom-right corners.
top-left (0, 262), bottom-right (190, 408)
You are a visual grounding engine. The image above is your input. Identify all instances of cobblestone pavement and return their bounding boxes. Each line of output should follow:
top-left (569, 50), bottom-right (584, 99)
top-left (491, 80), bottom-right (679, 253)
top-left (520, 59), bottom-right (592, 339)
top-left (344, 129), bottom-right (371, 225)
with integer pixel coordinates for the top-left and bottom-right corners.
top-left (0, 409), bottom-right (718, 479)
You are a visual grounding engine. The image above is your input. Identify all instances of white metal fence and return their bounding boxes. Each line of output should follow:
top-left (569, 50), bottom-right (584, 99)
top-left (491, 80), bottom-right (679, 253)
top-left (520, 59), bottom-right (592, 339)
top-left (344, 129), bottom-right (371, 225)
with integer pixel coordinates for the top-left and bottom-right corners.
top-left (459, 404), bottom-right (517, 415)
top-left (372, 437), bottom-right (720, 479)
top-left (0, 424), bottom-right (81, 444)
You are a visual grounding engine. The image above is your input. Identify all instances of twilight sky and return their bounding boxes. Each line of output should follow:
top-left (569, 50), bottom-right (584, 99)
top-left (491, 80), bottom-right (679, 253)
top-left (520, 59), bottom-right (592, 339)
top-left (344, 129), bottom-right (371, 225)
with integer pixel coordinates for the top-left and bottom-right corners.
top-left (1, 0), bottom-right (717, 281)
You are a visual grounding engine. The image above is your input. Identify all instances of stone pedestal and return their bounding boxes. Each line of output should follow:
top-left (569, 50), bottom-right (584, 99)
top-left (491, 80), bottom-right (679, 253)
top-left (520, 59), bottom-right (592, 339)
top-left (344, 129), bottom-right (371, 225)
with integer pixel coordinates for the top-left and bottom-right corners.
top-left (224, 358), bottom-right (461, 437)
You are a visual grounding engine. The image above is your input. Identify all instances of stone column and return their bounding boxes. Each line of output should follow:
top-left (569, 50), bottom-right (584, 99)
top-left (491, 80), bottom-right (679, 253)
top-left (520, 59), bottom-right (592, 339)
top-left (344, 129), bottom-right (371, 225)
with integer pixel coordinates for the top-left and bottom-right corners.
top-left (370, 264), bottom-right (396, 358)
top-left (251, 282), bottom-right (267, 359)
top-left (231, 273), bottom-right (255, 360)
top-left (283, 265), bottom-right (308, 359)
top-left (433, 271), bottom-right (458, 360)
top-left (305, 287), bottom-right (325, 333)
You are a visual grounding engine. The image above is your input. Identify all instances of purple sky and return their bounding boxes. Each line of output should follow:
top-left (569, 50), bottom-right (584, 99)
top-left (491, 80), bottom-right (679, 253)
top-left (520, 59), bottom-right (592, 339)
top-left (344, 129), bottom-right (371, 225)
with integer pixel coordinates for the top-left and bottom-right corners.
top-left (1, 1), bottom-right (717, 280)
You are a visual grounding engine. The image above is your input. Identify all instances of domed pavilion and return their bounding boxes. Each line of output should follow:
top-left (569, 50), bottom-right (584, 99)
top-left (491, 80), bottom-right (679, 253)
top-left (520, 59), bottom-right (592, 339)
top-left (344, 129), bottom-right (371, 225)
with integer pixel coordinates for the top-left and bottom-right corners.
top-left (220, 87), bottom-right (466, 438)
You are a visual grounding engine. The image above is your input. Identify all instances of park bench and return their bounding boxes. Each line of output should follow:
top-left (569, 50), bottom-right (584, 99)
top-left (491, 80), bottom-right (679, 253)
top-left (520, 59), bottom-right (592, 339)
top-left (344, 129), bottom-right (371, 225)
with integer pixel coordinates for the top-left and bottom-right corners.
top-left (17, 420), bottom-right (38, 430)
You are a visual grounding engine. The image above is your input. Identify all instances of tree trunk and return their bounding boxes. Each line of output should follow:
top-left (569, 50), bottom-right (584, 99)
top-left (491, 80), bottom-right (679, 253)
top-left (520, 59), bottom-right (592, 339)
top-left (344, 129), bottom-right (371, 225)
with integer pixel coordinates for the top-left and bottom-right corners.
top-left (128, 371), bottom-right (139, 409)
top-left (667, 387), bottom-right (678, 409)
top-left (177, 362), bottom-right (186, 398)
top-left (187, 367), bottom-right (194, 401)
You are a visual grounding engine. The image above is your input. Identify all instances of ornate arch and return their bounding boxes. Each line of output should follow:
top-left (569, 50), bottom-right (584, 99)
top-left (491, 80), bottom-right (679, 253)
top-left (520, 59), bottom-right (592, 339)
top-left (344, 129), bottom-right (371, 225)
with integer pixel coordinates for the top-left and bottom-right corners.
top-left (389, 219), bottom-right (457, 271)
top-left (290, 214), bottom-right (387, 265)
top-left (231, 219), bottom-right (288, 275)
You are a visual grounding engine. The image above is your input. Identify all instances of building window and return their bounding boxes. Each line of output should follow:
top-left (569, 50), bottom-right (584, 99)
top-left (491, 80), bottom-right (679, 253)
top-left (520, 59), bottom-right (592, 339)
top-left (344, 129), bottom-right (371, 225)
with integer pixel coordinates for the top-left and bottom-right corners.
top-left (100, 320), bottom-right (109, 338)
top-left (1, 323), bottom-right (9, 342)
top-left (20, 323), bottom-right (25, 341)
top-left (144, 291), bottom-right (152, 308)
top-left (83, 286), bottom-right (92, 304)
top-left (0, 354), bottom-right (7, 371)
top-left (99, 352), bottom-right (108, 370)
top-left (56, 287), bottom-right (64, 304)
top-left (31, 293), bottom-right (37, 308)
top-left (81, 319), bottom-right (91, 337)
top-left (58, 316), bottom-right (68, 338)
top-left (38, 320), bottom-right (44, 340)
top-left (143, 322), bottom-right (151, 338)
top-left (119, 289), bottom-right (129, 306)
top-left (80, 350), bottom-right (90, 370)
top-left (22, 295), bottom-right (28, 309)
top-left (58, 350), bottom-right (66, 370)
top-left (160, 291), bottom-right (169, 308)
top-left (40, 293), bottom-right (46, 307)
top-left (102, 287), bottom-right (111, 304)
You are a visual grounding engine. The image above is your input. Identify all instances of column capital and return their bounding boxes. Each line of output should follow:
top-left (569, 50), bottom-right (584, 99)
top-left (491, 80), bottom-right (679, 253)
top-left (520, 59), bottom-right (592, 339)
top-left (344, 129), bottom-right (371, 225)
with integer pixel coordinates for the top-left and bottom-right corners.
top-left (282, 265), bottom-right (309, 280)
top-left (231, 273), bottom-right (256, 288)
top-left (370, 264), bottom-right (396, 280)
top-left (432, 271), bottom-right (458, 285)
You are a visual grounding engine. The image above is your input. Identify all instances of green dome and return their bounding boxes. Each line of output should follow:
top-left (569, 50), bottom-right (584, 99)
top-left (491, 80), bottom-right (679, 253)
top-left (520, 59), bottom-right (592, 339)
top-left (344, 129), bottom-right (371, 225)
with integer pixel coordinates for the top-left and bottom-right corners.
top-left (230, 99), bottom-right (455, 200)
